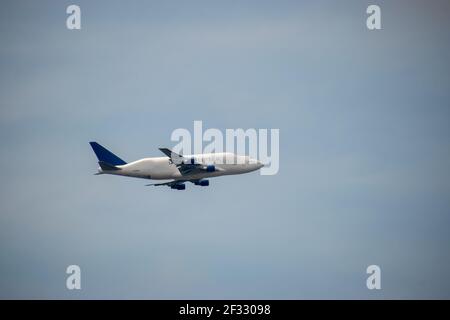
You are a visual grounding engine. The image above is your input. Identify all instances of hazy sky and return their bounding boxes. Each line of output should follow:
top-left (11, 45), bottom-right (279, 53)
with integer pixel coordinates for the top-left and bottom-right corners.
top-left (1, 0), bottom-right (450, 299)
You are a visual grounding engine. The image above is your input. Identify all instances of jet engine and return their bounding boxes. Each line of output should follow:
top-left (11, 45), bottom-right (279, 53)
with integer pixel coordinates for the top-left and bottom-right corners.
top-left (194, 180), bottom-right (209, 186)
top-left (170, 184), bottom-right (186, 190)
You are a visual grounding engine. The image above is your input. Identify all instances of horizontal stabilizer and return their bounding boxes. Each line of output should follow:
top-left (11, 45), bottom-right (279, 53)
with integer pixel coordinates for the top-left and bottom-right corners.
top-left (98, 161), bottom-right (121, 171)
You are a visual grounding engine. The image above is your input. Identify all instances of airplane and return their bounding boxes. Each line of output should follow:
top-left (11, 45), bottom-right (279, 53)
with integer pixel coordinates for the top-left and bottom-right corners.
top-left (89, 141), bottom-right (264, 190)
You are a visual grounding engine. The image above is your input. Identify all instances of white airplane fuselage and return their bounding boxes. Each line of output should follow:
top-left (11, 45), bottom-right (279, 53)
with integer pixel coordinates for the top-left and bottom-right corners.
top-left (98, 152), bottom-right (263, 181)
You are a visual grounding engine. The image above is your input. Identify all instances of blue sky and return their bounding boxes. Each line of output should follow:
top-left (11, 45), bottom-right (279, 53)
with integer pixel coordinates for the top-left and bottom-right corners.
top-left (1, 0), bottom-right (450, 298)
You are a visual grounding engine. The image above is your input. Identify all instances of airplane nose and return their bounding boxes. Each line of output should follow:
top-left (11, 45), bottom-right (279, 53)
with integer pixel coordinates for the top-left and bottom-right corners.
top-left (257, 160), bottom-right (264, 169)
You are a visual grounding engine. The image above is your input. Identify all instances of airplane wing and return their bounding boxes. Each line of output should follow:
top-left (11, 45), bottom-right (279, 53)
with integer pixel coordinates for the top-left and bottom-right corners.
top-left (146, 180), bottom-right (186, 187)
top-left (158, 148), bottom-right (222, 176)
top-left (146, 180), bottom-right (187, 190)
top-left (159, 148), bottom-right (184, 164)
top-left (146, 179), bottom-right (208, 188)
top-left (177, 163), bottom-right (204, 175)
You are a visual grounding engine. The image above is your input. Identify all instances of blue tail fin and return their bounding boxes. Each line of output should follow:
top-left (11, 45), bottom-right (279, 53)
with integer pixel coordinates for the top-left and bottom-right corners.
top-left (89, 142), bottom-right (127, 166)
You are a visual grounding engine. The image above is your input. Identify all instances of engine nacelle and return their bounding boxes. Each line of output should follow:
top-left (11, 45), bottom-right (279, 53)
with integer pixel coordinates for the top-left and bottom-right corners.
top-left (194, 180), bottom-right (209, 186)
top-left (206, 165), bottom-right (215, 172)
top-left (171, 184), bottom-right (186, 190)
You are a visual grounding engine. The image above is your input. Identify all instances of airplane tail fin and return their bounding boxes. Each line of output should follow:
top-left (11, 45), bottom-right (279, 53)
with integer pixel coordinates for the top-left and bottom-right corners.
top-left (89, 142), bottom-right (127, 166)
